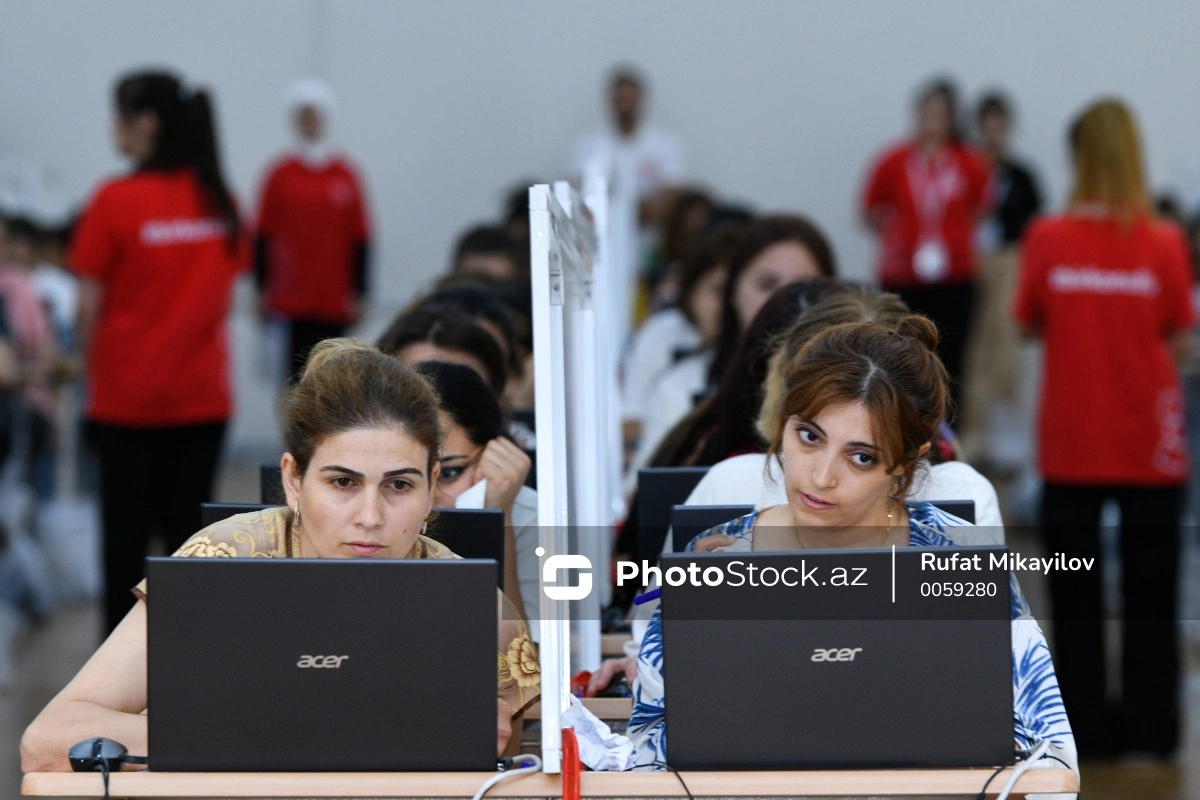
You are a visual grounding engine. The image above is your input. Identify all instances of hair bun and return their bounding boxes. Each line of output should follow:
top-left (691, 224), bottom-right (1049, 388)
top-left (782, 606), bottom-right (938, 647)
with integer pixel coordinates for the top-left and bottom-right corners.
top-left (300, 337), bottom-right (374, 382)
top-left (895, 314), bottom-right (940, 352)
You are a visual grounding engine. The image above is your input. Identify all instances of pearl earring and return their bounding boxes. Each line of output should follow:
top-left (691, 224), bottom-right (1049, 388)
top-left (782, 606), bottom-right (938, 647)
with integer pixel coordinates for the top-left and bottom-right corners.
top-left (294, 500), bottom-right (302, 528)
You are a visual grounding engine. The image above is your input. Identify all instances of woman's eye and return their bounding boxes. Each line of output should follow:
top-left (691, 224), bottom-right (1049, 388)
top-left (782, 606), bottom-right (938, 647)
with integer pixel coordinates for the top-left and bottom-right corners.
top-left (850, 452), bottom-right (875, 467)
top-left (332, 476), bottom-right (354, 489)
top-left (390, 479), bottom-right (412, 492)
top-left (438, 467), bottom-right (463, 483)
top-left (796, 426), bottom-right (819, 444)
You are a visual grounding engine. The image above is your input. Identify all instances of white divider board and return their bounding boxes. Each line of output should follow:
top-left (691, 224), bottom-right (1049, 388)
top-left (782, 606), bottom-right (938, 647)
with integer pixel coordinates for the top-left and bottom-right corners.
top-left (529, 182), bottom-right (617, 772)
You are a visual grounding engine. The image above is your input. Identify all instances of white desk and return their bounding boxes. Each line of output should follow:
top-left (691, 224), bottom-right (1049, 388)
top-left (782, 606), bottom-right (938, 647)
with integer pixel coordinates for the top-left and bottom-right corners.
top-left (22, 767), bottom-right (1078, 798)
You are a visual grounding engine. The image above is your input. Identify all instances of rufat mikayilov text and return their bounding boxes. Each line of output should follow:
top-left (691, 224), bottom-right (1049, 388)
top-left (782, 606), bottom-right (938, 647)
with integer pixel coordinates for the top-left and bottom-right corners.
top-left (922, 551), bottom-right (1096, 575)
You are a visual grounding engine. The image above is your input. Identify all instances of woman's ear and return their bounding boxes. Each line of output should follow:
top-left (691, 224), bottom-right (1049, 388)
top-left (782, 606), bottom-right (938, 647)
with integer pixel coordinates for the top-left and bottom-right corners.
top-left (281, 453), bottom-right (303, 509)
top-left (917, 442), bottom-right (932, 460)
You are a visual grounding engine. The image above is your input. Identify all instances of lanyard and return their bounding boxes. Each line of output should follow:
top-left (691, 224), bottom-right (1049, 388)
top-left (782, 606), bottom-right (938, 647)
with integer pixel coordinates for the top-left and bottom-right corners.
top-left (906, 151), bottom-right (959, 238)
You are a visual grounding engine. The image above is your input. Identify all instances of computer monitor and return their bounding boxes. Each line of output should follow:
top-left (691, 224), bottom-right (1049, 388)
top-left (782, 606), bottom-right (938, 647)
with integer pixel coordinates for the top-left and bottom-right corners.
top-left (659, 546), bottom-right (1012, 769)
top-left (636, 467), bottom-right (710, 565)
top-left (427, 508), bottom-right (505, 588)
top-left (670, 504), bottom-right (754, 553)
top-left (147, 557), bottom-right (498, 771)
top-left (260, 463), bottom-right (285, 504)
top-left (927, 499), bottom-right (975, 524)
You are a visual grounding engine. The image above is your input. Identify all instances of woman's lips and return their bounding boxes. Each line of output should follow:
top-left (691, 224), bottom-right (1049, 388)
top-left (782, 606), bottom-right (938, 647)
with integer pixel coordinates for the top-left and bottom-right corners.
top-left (799, 492), bottom-right (835, 511)
top-left (345, 542), bottom-right (386, 556)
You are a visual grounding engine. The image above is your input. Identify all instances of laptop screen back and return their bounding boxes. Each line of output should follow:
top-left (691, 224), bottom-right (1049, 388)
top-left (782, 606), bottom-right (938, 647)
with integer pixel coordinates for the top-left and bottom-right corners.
top-left (147, 558), bottom-right (498, 771)
top-left (659, 547), bottom-right (1012, 770)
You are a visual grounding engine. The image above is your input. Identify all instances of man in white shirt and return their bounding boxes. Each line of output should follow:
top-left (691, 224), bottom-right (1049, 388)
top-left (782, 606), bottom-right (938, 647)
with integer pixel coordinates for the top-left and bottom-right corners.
top-left (571, 67), bottom-right (686, 229)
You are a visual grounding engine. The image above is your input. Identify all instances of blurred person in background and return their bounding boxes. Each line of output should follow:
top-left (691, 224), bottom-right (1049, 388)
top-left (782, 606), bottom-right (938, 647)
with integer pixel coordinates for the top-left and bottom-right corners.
top-left (377, 303), bottom-right (508, 397)
top-left (1013, 99), bottom-right (1194, 760)
top-left (960, 92), bottom-right (1042, 465)
top-left (255, 78), bottom-right (372, 382)
top-left (641, 187), bottom-right (713, 313)
top-left (449, 225), bottom-right (523, 283)
top-left (621, 225), bottom-right (741, 457)
top-left (631, 215), bottom-right (836, 472)
top-left (862, 78), bottom-right (990, 412)
top-left (70, 70), bottom-right (248, 634)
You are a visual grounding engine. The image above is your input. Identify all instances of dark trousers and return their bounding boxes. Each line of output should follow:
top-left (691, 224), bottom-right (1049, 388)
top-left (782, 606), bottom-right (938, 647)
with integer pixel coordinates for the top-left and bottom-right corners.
top-left (1040, 482), bottom-right (1182, 758)
top-left (91, 422), bottom-right (226, 634)
top-left (892, 282), bottom-right (976, 419)
top-left (288, 320), bottom-right (346, 383)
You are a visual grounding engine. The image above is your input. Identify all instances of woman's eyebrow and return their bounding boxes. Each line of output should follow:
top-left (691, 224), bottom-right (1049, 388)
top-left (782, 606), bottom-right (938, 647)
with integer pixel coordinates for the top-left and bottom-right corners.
top-left (440, 453), bottom-right (470, 463)
top-left (382, 468), bottom-right (424, 479)
top-left (846, 441), bottom-right (880, 450)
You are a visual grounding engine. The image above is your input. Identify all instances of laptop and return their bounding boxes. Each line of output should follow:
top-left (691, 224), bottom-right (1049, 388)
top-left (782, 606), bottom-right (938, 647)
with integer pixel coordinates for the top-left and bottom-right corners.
top-left (636, 467), bottom-right (710, 565)
top-left (147, 558), bottom-right (498, 771)
top-left (670, 504), bottom-right (754, 553)
top-left (659, 546), bottom-right (1012, 770)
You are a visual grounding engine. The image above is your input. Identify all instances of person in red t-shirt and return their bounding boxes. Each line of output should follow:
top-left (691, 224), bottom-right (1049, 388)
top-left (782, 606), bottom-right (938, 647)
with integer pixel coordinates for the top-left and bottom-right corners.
top-left (70, 71), bottom-right (248, 634)
top-left (1013, 100), bottom-right (1194, 760)
top-left (861, 79), bottom-right (990, 411)
top-left (255, 79), bottom-right (371, 382)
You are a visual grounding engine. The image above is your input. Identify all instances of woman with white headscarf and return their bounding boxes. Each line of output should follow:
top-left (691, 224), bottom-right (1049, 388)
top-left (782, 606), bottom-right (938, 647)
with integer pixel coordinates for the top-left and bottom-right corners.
top-left (255, 78), bottom-right (373, 382)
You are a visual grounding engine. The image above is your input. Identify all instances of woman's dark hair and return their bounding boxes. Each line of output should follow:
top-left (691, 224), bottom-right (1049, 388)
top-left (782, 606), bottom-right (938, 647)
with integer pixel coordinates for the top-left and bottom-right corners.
top-left (976, 91), bottom-right (1011, 124)
top-left (115, 70), bottom-right (240, 247)
top-left (451, 224), bottom-right (520, 276)
top-left (707, 214), bottom-right (836, 386)
top-left (417, 283), bottom-right (524, 379)
top-left (376, 303), bottom-right (508, 395)
top-left (660, 188), bottom-right (714, 266)
top-left (677, 224), bottom-right (744, 327)
top-left (915, 77), bottom-right (963, 143)
top-left (413, 361), bottom-right (504, 446)
top-left (769, 317), bottom-right (949, 500)
top-left (282, 339), bottom-right (443, 477)
top-left (653, 277), bottom-right (844, 468)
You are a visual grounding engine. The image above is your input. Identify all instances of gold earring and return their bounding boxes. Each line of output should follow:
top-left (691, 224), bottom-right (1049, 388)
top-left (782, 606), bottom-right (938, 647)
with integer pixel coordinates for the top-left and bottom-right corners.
top-left (421, 520), bottom-right (427, 538)
top-left (294, 500), bottom-right (302, 528)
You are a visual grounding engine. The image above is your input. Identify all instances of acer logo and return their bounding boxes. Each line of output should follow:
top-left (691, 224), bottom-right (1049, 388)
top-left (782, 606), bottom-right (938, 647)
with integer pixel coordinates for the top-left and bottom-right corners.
top-left (296, 655), bottom-right (350, 669)
top-left (811, 647), bottom-right (862, 663)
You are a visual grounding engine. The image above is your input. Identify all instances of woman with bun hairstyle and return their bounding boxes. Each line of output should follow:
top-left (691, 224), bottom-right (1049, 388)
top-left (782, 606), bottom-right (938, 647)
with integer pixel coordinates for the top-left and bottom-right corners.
top-left (69, 70), bottom-right (248, 634)
top-left (627, 318), bottom-right (1075, 775)
top-left (20, 340), bottom-right (538, 771)
top-left (1014, 99), bottom-right (1194, 759)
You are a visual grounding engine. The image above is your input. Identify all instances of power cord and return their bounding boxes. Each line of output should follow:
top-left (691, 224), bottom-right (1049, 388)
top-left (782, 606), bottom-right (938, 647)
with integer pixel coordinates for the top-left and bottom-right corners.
top-left (977, 740), bottom-right (1052, 800)
top-left (653, 762), bottom-right (694, 800)
top-left (471, 753), bottom-right (542, 800)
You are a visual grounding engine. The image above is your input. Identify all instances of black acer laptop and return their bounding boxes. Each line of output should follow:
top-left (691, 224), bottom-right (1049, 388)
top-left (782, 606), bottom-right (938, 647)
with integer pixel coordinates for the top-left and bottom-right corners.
top-left (146, 558), bottom-right (498, 771)
top-left (659, 546), bottom-right (1012, 770)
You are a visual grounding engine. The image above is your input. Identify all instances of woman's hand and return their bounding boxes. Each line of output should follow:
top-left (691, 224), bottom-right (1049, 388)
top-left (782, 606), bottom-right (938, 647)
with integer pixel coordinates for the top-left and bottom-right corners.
top-left (586, 656), bottom-right (637, 697)
top-left (691, 534), bottom-right (736, 553)
top-left (496, 698), bottom-right (514, 756)
top-left (480, 437), bottom-right (531, 514)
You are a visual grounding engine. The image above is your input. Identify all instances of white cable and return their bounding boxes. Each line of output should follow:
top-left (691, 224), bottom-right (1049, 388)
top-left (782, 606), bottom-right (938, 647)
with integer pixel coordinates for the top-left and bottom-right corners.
top-left (471, 754), bottom-right (543, 800)
top-left (994, 740), bottom-right (1051, 800)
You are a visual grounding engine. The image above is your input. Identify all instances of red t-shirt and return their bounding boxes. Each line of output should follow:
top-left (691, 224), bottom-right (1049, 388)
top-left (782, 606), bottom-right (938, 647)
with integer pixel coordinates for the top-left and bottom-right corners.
top-left (257, 155), bottom-right (370, 324)
top-left (1013, 214), bottom-right (1195, 485)
top-left (862, 141), bottom-right (990, 287)
top-left (71, 170), bottom-right (248, 426)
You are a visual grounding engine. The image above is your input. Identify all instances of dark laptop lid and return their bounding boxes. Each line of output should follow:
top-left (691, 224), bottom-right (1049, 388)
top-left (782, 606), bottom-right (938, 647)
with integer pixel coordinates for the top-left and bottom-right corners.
top-left (147, 558), bottom-right (498, 771)
top-left (636, 467), bottom-right (710, 565)
top-left (659, 547), bottom-right (1012, 770)
top-left (670, 505), bottom-right (754, 554)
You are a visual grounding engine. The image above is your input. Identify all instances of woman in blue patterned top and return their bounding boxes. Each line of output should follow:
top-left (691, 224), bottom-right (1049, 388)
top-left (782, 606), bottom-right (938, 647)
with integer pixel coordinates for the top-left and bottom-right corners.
top-left (628, 316), bottom-right (1077, 787)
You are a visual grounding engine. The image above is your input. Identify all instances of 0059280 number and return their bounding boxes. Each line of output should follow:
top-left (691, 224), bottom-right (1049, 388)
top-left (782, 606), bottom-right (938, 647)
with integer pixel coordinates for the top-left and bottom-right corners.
top-left (919, 581), bottom-right (997, 598)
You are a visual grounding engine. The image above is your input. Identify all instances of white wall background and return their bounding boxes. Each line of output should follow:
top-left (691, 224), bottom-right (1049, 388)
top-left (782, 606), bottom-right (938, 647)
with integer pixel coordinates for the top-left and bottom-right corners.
top-left (2, 0), bottom-right (1199, 455)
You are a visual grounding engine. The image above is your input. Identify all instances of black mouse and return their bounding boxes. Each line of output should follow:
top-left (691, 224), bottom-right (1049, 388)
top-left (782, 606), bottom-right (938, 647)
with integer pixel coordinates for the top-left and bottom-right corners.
top-left (68, 738), bottom-right (130, 772)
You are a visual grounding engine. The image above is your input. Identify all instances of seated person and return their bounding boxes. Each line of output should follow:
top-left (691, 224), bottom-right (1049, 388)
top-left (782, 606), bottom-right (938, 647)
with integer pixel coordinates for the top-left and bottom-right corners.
top-left (626, 318), bottom-right (1077, 778)
top-left (377, 303), bottom-right (508, 396)
top-left (413, 361), bottom-right (539, 628)
top-left (20, 339), bottom-right (539, 772)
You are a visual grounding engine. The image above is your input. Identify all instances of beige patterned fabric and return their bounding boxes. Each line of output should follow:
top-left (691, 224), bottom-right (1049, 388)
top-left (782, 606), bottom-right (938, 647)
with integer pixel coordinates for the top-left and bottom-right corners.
top-left (133, 507), bottom-right (539, 716)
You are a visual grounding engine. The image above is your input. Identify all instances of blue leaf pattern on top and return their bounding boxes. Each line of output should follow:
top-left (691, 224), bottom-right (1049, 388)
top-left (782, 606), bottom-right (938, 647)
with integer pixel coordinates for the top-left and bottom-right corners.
top-left (628, 501), bottom-right (1077, 781)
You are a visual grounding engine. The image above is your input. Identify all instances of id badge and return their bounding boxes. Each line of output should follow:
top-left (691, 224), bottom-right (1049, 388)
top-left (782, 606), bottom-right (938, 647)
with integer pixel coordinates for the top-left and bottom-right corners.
top-left (913, 240), bottom-right (949, 282)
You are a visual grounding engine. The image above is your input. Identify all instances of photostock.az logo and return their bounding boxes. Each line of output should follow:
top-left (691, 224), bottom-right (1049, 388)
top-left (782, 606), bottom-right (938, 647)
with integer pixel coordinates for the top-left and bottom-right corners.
top-left (536, 547), bottom-right (593, 601)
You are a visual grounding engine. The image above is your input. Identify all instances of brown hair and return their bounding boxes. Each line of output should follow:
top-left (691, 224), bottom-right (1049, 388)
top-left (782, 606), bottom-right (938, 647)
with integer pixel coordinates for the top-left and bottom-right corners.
top-left (757, 287), bottom-right (911, 441)
top-left (768, 317), bottom-right (948, 499)
top-left (282, 339), bottom-right (444, 478)
top-left (1068, 99), bottom-right (1150, 221)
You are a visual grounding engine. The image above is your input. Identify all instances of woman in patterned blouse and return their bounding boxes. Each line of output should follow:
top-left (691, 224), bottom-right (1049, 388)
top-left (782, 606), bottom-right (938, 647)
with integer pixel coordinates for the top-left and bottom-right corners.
top-left (21, 339), bottom-right (538, 772)
top-left (628, 317), bottom-right (1077, 786)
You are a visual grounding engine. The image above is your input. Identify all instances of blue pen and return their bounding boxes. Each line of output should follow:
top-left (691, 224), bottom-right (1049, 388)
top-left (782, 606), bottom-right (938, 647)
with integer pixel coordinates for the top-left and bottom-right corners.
top-left (633, 587), bottom-right (661, 605)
